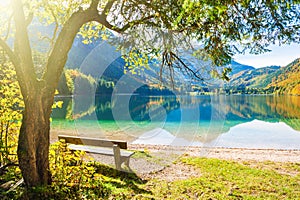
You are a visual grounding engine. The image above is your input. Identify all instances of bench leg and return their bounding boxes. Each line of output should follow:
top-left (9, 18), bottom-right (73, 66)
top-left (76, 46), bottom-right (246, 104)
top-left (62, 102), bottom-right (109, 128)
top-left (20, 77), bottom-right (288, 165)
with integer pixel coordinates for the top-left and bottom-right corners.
top-left (122, 156), bottom-right (133, 172)
top-left (113, 144), bottom-right (121, 170)
top-left (124, 158), bottom-right (130, 168)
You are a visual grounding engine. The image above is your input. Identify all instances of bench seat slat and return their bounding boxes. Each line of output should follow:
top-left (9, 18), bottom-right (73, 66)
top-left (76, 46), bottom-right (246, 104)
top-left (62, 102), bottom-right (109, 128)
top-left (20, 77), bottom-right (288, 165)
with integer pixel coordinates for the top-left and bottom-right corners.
top-left (58, 135), bottom-right (128, 149)
top-left (68, 144), bottom-right (134, 157)
top-left (58, 134), bottom-right (134, 170)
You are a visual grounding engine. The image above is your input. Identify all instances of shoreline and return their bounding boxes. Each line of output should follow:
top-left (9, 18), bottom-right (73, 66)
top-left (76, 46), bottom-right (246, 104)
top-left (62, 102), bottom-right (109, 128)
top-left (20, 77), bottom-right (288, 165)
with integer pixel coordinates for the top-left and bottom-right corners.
top-left (88, 144), bottom-right (300, 177)
top-left (51, 132), bottom-right (300, 163)
top-left (129, 144), bottom-right (300, 163)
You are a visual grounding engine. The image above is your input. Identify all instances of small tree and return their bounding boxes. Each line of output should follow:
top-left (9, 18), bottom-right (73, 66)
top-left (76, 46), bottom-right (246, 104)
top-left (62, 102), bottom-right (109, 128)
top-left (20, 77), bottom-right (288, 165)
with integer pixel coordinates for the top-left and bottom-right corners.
top-left (0, 0), bottom-right (299, 188)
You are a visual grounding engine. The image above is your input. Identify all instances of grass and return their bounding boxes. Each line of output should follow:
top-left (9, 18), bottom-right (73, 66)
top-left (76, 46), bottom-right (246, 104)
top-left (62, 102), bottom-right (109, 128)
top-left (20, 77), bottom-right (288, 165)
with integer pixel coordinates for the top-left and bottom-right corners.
top-left (150, 157), bottom-right (300, 199)
top-left (1, 142), bottom-right (300, 199)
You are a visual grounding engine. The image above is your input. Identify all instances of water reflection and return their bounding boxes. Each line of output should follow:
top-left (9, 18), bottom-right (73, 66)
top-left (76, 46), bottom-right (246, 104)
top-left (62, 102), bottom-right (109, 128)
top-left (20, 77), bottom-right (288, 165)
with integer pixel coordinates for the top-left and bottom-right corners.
top-left (51, 95), bottom-right (300, 149)
top-left (209, 120), bottom-right (300, 149)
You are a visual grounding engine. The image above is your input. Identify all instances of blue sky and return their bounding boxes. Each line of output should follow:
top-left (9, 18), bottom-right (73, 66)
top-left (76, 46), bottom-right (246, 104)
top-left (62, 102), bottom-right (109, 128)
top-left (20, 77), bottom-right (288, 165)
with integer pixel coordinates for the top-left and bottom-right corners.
top-left (233, 43), bottom-right (300, 68)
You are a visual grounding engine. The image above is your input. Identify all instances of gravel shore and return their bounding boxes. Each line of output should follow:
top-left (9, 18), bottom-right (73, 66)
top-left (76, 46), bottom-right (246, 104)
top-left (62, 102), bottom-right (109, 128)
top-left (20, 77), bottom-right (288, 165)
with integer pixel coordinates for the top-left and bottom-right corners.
top-left (86, 144), bottom-right (300, 181)
top-left (129, 144), bottom-right (300, 163)
top-left (51, 131), bottom-right (300, 181)
top-left (128, 144), bottom-right (300, 181)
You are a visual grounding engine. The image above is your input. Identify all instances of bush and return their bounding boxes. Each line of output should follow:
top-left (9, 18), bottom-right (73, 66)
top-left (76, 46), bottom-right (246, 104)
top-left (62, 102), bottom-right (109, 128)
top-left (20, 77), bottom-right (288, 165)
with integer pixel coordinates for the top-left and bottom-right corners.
top-left (0, 60), bottom-right (23, 167)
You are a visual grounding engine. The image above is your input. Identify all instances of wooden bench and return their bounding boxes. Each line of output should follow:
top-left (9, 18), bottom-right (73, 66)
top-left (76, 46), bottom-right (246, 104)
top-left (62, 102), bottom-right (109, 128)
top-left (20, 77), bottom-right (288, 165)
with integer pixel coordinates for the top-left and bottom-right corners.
top-left (58, 135), bottom-right (134, 171)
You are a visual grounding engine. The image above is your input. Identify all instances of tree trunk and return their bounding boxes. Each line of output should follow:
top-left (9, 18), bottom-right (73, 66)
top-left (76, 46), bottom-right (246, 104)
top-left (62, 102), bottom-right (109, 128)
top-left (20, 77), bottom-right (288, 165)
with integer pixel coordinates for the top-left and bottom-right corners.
top-left (11, 0), bottom-right (111, 188)
top-left (17, 88), bottom-right (54, 187)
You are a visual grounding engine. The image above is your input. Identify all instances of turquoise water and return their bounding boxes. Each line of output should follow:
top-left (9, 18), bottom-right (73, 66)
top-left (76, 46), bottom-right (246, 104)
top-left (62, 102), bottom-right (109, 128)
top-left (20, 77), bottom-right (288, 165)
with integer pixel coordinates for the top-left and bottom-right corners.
top-left (51, 95), bottom-right (300, 149)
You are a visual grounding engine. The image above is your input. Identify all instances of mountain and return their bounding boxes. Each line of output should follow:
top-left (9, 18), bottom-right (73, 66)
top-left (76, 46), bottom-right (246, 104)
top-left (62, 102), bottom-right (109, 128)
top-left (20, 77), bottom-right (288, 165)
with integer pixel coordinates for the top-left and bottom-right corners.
top-left (266, 58), bottom-right (300, 95)
top-left (62, 33), bottom-right (300, 95)
top-left (229, 61), bottom-right (255, 74)
top-left (66, 37), bottom-right (192, 92)
top-left (227, 65), bottom-right (280, 88)
top-left (221, 57), bottom-right (300, 95)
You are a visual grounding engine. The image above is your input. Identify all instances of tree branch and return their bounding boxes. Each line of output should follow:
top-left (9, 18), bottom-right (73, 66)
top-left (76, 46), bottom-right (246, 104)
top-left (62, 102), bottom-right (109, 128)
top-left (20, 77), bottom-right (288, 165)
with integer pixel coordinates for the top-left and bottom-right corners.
top-left (0, 163), bottom-right (19, 176)
top-left (115, 15), bottom-right (156, 33)
top-left (43, 3), bottom-right (109, 94)
top-left (84, 0), bottom-right (115, 31)
top-left (100, 0), bottom-right (117, 18)
top-left (4, 14), bottom-right (13, 41)
top-left (232, 4), bottom-right (259, 29)
top-left (0, 38), bottom-right (20, 67)
top-left (12, 0), bottom-right (37, 97)
top-left (90, 0), bottom-right (156, 33)
top-left (170, 52), bottom-right (204, 81)
top-left (25, 12), bottom-right (34, 27)
top-left (46, 4), bottom-right (60, 54)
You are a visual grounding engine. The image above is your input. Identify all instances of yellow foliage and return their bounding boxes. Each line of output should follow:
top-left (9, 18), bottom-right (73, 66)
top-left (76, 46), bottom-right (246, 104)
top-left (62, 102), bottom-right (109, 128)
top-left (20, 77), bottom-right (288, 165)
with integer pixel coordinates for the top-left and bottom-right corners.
top-left (268, 59), bottom-right (300, 95)
top-left (0, 62), bottom-right (23, 165)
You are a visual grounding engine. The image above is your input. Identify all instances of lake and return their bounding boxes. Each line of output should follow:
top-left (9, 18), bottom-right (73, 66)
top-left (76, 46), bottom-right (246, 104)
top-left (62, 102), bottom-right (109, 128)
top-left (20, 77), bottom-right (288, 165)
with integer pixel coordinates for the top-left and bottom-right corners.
top-left (51, 95), bottom-right (300, 150)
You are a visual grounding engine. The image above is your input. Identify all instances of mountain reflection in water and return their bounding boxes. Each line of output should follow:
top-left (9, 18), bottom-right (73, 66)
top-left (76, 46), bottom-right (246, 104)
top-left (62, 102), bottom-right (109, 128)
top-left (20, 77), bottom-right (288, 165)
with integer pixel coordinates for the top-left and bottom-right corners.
top-left (51, 95), bottom-right (300, 149)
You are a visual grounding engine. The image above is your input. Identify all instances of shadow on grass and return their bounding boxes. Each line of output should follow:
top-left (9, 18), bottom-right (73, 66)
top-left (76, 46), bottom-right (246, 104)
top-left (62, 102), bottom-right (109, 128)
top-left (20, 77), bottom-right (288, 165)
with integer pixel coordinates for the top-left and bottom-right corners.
top-left (1, 162), bottom-right (152, 200)
top-left (94, 162), bottom-right (150, 194)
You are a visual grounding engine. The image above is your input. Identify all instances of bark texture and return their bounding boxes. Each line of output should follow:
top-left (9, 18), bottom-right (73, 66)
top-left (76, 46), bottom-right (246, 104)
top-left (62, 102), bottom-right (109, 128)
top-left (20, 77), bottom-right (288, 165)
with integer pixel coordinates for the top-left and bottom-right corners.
top-left (17, 86), bottom-right (54, 186)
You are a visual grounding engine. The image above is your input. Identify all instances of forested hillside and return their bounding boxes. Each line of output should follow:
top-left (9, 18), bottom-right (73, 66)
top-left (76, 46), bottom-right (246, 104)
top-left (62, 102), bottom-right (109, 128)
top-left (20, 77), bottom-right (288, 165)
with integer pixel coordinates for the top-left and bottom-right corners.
top-left (227, 65), bottom-right (280, 88)
top-left (266, 58), bottom-right (300, 95)
top-left (219, 58), bottom-right (300, 95)
top-left (60, 35), bottom-right (300, 96)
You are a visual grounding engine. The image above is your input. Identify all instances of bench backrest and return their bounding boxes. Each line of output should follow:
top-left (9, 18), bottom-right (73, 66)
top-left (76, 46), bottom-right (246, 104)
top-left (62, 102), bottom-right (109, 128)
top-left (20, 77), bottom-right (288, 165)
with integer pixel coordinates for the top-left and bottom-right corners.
top-left (58, 135), bottom-right (128, 149)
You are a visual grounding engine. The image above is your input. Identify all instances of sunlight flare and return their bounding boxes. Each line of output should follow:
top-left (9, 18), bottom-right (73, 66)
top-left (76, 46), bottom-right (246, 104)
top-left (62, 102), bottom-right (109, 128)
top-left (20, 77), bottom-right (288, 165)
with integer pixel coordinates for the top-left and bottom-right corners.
top-left (0, 0), bottom-right (10, 8)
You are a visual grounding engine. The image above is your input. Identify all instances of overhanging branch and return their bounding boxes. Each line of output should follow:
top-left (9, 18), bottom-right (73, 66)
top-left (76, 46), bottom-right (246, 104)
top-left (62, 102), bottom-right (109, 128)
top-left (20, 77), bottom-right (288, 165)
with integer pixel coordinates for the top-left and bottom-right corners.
top-left (114, 15), bottom-right (156, 33)
top-left (90, 0), bottom-right (156, 33)
top-left (170, 51), bottom-right (204, 81)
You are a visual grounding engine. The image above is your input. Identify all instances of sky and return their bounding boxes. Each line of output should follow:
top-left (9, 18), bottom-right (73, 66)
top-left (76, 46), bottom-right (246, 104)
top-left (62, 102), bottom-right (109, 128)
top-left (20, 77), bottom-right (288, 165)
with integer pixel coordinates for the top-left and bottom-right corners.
top-left (233, 43), bottom-right (300, 68)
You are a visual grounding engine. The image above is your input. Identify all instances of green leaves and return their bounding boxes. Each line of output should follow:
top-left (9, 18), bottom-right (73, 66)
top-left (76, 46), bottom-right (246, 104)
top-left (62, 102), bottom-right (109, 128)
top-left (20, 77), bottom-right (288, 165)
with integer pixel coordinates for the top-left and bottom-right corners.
top-left (78, 22), bottom-right (107, 44)
top-left (122, 48), bottom-right (150, 75)
top-left (48, 140), bottom-right (111, 199)
top-left (0, 60), bottom-right (23, 166)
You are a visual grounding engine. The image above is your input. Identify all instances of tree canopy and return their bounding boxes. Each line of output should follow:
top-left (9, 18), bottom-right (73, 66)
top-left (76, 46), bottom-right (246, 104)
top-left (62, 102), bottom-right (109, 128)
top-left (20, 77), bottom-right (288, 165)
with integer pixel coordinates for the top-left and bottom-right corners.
top-left (1, 0), bottom-right (299, 83)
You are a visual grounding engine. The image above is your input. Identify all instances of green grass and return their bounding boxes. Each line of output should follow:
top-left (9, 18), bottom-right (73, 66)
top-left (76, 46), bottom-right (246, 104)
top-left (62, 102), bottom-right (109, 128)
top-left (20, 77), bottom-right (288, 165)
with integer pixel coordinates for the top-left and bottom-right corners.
top-left (149, 157), bottom-right (300, 199)
top-left (1, 143), bottom-right (300, 199)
